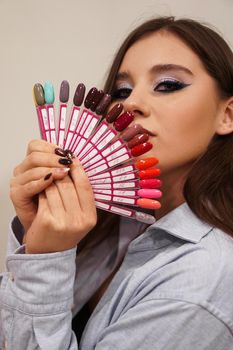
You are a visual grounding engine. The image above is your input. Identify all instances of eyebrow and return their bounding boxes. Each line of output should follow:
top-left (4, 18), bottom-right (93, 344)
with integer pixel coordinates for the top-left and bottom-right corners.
top-left (116, 64), bottom-right (194, 81)
top-left (150, 64), bottom-right (194, 76)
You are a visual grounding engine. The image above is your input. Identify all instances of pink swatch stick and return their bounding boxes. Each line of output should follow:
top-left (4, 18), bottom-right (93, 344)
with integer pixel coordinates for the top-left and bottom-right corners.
top-left (64, 83), bottom-right (86, 150)
top-left (33, 83), bottom-right (50, 141)
top-left (58, 80), bottom-right (69, 148)
top-left (44, 81), bottom-right (57, 144)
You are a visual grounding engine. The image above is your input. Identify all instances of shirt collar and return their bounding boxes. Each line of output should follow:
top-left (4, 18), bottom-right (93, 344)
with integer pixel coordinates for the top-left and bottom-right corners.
top-left (146, 202), bottom-right (213, 243)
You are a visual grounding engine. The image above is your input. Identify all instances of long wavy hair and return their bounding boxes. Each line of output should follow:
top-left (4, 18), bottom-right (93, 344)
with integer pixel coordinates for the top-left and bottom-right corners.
top-left (80, 16), bottom-right (233, 251)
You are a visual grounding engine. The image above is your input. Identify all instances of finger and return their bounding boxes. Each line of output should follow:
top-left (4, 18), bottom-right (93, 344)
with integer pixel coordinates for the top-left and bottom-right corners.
top-left (45, 182), bottom-right (65, 218)
top-left (12, 172), bottom-right (55, 199)
top-left (54, 175), bottom-right (81, 213)
top-left (69, 158), bottom-right (96, 214)
top-left (14, 152), bottom-right (71, 176)
top-left (37, 191), bottom-right (50, 214)
top-left (26, 139), bottom-right (58, 156)
top-left (12, 167), bottom-right (70, 186)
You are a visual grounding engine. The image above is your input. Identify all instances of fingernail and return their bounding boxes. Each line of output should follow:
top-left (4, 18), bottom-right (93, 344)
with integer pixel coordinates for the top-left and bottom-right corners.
top-left (59, 80), bottom-right (70, 103)
top-left (64, 149), bottom-right (75, 160)
top-left (139, 179), bottom-right (162, 188)
top-left (44, 81), bottom-right (55, 104)
top-left (55, 147), bottom-right (67, 157)
top-left (44, 173), bottom-right (52, 180)
top-left (128, 133), bottom-right (149, 149)
top-left (106, 103), bottom-right (123, 123)
top-left (84, 87), bottom-right (98, 108)
top-left (90, 90), bottom-right (105, 111)
top-left (137, 189), bottom-right (162, 199)
top-left (121, 124), bottom-right (145, 141)
top-left (58, 158), bottom-right (73, 165)
top-left (137, 198), bottom-right (161, 210)
top-left (33, 83), bottom-right (45, 106)
top-left (73, 83), bottom-right (86, 106)
top-left (138, 168), bottom-right (161, 179)
top-left (136, 157), bottom-right (159, 170)
top-left (96, 94), bottom-right (111, 115)
top-left (114, 111), bottom-right (134, 131)
top-left (54, 167), bottom-right (70, 174)
top-left (131, 142), bottom-right (153, 157)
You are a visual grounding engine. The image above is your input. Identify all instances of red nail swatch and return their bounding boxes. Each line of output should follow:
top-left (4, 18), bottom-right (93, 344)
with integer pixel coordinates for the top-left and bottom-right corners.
top-left (136, 157), bottom-right (158, 170)
top-left (114, 111), bottom-right (134, 131)
top-left (138, 168), bottom-right (161, 179)
top-left (131, 142), bottom-right (153, 157)
top-left (139, 178), bottom-right (162, 188)
top-left (128, 133), bottom-right (149, 149)
top-left (106, 103), bottom-right (124, 123)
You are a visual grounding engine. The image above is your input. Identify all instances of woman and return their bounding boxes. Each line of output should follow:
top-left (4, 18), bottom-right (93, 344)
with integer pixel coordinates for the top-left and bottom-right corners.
top-left (1, 17), bottom-right (233, 349)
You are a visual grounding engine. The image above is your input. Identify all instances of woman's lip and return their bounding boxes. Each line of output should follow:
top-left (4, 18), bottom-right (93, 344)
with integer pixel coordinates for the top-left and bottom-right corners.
top-left (142, 128), bottom-right (157, 136)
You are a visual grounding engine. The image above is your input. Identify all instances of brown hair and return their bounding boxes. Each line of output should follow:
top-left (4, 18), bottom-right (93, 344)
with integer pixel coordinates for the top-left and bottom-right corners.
top-left (81, 16), bottom-right (233, 251)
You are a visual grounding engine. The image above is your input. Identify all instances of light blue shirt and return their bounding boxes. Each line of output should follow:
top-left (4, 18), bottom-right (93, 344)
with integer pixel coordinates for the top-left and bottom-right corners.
top-left (1, 203), bottom-right (233, 349)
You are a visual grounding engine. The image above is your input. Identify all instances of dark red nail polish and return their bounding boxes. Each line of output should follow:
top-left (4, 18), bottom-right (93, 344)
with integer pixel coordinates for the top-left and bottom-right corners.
top-left (84, 87), bottom-right (98, 108)
top-left (44, 173), bottom-right (52, 180)
top-left (138, 168), bottom-right (161, 179)
top-left (64, 149), bottom-right (75, 160)
top-left (58, 158), bottom-right (73, 165)
top-left (90, 90), bottom-right (104, 111)
top-left (55, 147), bottom-right (67, 157)
top-left (96, 94), bottom-right (111, 115)
top-left (128, 133), bottom-right (149, 149)
top-left (131, 142), bottom-right (153, 157)
top-left (73, 83), bottom-right (86, 106)
top-left (106, 103), bottom-right (123, 123)
top-left (114, 111), bottom-right (134, 132)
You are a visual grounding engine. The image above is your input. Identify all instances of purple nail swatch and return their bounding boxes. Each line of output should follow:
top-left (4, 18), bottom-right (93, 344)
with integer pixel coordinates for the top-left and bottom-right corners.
top-left (59, 80), bottom-right (70, 103)
top-left (96, 94), bottom-right (111, 115)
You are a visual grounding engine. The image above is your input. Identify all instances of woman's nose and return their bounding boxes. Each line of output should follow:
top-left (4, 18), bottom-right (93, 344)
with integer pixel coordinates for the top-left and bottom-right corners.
top-left (123, 89), bottom-right (150, 118)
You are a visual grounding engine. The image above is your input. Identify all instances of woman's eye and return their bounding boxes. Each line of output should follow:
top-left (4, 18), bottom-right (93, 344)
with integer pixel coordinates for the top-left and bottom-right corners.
top-left (155, 80), bottom-right (189, 93)
top-left (112, 88), bottom-right (132, 100)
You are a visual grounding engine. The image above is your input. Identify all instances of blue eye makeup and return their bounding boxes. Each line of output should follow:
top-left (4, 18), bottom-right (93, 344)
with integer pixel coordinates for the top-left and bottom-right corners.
top-left (154, 79), bottom-right (190, 93)
top-left (112, 78), bottom-right (190, 100)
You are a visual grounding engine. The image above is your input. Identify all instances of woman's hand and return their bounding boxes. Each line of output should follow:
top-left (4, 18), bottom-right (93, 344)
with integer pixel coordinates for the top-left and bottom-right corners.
top-left (25, 159), bottom-right (97, 254)
top-left (10, 140), bottom-right (71, 232)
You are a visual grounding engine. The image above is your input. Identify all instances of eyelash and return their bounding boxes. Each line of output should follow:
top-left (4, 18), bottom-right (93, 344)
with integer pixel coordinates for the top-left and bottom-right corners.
top-left (112, 88), bottom-right (132, 100)
top-left (112, 79), bottom-right (189, 100)
top-left (155, 79), bottom-right (189, 93)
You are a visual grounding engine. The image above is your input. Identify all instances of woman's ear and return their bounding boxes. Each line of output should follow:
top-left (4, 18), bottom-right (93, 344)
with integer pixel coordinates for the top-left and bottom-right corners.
top-left (216, 97), bottom-right (233, 135)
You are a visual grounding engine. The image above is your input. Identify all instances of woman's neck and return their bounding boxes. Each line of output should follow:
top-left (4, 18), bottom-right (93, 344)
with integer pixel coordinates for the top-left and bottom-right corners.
top-left (154, 165), bottom-right (190, 220)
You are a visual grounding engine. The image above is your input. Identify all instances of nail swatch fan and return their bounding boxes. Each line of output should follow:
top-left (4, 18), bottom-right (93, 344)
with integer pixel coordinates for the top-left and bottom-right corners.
top-left (33, 81), bottom-right (162, 224)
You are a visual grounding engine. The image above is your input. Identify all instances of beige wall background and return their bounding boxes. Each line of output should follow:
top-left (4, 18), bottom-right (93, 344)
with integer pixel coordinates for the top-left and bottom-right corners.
top-left (0, 0), bottom-right (233, 271)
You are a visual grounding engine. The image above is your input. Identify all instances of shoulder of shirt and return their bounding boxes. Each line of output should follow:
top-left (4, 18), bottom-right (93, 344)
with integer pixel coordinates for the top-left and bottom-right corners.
top-left (130, 202), bottom-right (232, 245)
top-left (122, 204), bottom-right (233, 327)
top-left (127, 202), bottom-right (233, 278)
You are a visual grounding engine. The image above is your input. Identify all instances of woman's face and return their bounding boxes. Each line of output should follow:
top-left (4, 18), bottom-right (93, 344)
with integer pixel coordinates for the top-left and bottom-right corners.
top-left (113, 31), bottom-right (223, 178)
